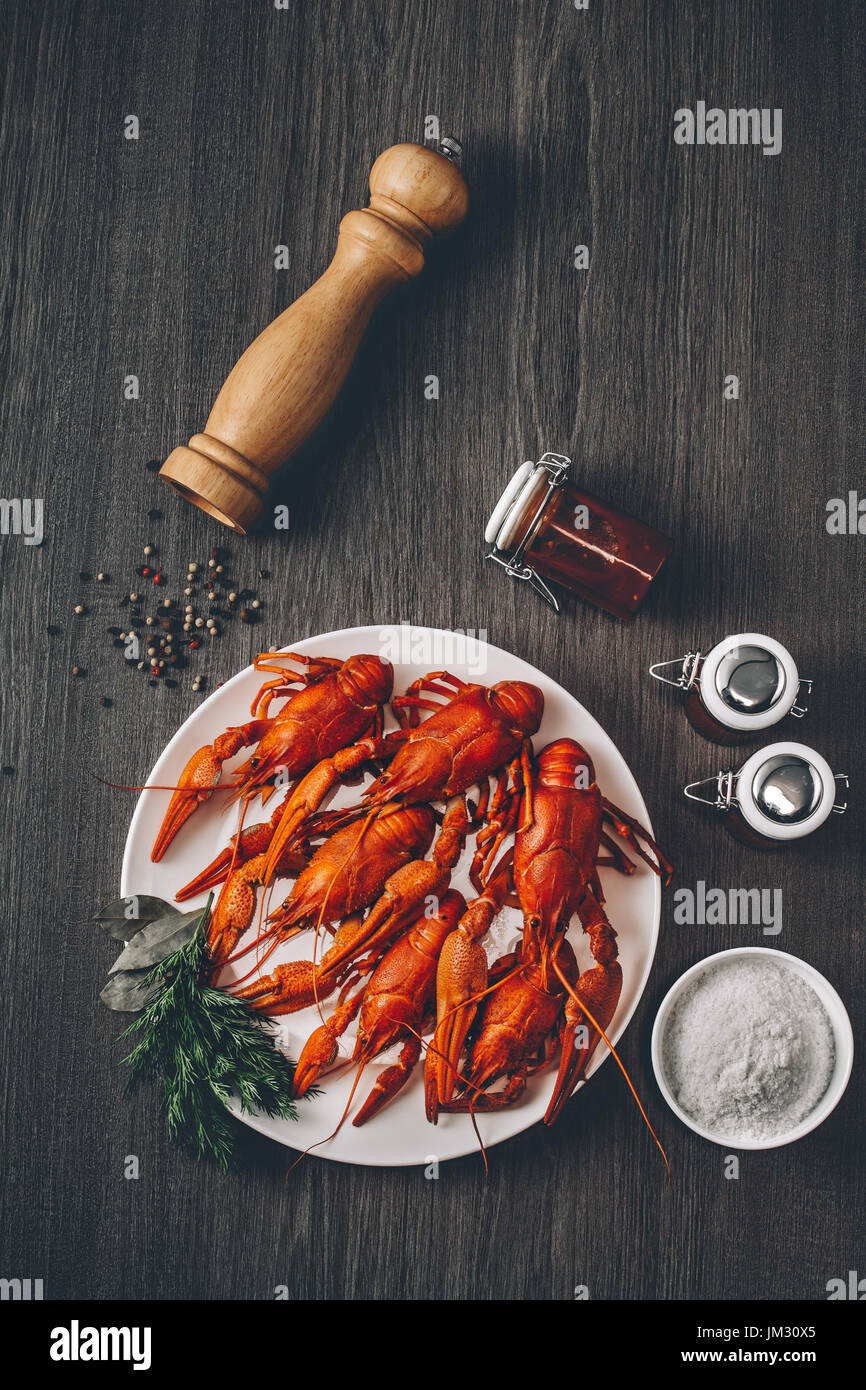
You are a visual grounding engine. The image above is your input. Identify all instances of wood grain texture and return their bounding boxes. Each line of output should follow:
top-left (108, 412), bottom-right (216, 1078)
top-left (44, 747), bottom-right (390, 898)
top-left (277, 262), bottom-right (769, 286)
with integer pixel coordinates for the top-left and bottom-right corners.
top-left (0, 0), bottom-right (863, 1301)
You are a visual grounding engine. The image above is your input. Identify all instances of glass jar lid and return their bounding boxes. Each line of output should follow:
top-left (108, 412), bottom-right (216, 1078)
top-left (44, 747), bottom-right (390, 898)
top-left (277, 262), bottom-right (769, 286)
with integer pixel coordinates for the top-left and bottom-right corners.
top-left (485, 453), bottom-right (572, 609)
top-left (714, 644), bottom-right (787, 714)
top-left (484, 460), bottom-right (537, 546)
top-left (485, 454), bottom-right (570, 552)
top-left (752, 755), bottom-right (823, 823)
top-left (699, 633), bottom-right (799, 732)
top-left (734, 742), bottom-right (838, 840)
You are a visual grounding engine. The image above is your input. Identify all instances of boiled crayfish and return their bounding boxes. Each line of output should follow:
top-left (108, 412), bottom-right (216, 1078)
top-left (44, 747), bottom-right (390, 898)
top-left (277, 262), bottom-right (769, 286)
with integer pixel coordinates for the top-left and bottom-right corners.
top-left (194, 670), bottom-right (542, 984)
top-left (150, 651), bottom-right (393, 862)
top-left (142, 652), bottom-right (670, 1143)
top-left (426, 737), bottom-right (671, 1130)
top-left (257, 670), bottom-right (543, 887)
top-left (291, 890), bottom-right (466, 1124)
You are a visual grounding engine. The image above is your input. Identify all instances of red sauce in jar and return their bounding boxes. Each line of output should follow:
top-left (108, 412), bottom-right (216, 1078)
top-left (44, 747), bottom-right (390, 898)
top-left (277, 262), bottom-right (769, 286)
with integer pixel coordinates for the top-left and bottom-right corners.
top-left (487, 456), bottom-right (673, 617)
top-left (522, 482), bottom-right (673, 620)
top-left (684, 688), bottom-right (758, 745)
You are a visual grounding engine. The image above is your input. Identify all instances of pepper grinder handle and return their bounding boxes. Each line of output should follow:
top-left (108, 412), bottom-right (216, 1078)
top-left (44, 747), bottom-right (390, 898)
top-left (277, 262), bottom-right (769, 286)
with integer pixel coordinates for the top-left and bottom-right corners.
top-left (160, 140), bottom-right (469, 532)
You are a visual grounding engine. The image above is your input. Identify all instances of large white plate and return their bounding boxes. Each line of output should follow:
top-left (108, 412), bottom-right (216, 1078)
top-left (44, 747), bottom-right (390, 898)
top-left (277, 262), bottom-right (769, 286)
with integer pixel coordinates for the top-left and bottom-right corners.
top-left (122, 624), bottom-right (661, 1166)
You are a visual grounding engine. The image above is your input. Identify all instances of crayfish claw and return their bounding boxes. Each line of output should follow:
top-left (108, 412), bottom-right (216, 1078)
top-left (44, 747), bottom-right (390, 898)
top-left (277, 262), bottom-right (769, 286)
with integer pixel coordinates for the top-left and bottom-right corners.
top-left (544, 960), bottom-right (622, 1125)
top-left (353, 1035), bottom-right (422, 1126)
top-left (293, 991), bottom-right (363, 1096)
top-left (232, 960), bottom-right (325, 1016)
top-left (151, 746), bottom-right (224, 861)
top-left (425, 930), bottom-right (488, 1116)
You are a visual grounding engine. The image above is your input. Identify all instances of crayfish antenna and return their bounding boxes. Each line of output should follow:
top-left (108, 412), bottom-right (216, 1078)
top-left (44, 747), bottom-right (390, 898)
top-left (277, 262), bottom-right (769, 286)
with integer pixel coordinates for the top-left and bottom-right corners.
top-left (468, 1100), bottom-right (489, 1176)
top-left (549, 956), bottom-right (670, 1182)
top-left (286, 1059), bottom-right (370, 1176)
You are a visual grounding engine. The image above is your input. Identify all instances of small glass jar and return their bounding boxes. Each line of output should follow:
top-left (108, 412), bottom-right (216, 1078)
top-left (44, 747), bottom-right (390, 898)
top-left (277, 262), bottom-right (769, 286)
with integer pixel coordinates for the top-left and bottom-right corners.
top-left (684, 742), bottom-right (848, 848)
top-left (650, 633), bottom-right (812, 745)
top-left (485, 452), bottom-right (673, 617)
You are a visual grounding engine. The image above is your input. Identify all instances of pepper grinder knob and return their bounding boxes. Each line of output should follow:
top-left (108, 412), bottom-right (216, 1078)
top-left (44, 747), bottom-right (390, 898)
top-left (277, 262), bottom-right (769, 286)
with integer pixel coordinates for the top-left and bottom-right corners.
top-left (160, 139), bottom-right (469, 532)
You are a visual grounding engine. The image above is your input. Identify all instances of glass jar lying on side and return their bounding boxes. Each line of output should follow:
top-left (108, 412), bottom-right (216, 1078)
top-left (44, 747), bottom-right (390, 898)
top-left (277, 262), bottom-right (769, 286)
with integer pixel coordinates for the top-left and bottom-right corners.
top-left (485, 453), bottom-right (673, 618)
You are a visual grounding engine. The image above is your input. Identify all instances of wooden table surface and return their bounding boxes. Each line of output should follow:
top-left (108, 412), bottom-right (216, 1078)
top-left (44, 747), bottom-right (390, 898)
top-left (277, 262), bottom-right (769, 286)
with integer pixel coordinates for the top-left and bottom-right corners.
top-left (1, 0), bottom-right (863, 1301)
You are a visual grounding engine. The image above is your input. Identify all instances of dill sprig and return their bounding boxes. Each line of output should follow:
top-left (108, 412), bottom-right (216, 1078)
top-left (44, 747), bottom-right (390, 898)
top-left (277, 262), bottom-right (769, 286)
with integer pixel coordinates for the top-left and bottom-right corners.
top-left (120, 895), bottom-right (309, 1169)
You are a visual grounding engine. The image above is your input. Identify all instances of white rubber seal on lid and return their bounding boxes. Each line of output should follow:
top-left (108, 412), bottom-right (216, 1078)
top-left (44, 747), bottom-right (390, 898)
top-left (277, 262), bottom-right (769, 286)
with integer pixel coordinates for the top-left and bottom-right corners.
top-left (699, 632), bottom-right (798, 732)
top-left (734, 742), bottom-right (836, 841)
top-left (485, 461), bottom-right (535, 545)
top-left (495, 469), bottom-right (551, 554)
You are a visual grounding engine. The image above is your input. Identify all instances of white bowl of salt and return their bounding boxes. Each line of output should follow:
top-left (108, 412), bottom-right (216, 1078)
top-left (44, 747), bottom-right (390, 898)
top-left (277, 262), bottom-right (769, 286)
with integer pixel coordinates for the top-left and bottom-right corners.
top-left (651, 947), bottom-right (853, 1149)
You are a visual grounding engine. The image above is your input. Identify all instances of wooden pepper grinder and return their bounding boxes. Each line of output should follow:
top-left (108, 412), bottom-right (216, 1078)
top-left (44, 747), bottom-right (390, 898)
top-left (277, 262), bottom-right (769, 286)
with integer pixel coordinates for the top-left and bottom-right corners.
top-left (160, 138), bottom-right (469, 532)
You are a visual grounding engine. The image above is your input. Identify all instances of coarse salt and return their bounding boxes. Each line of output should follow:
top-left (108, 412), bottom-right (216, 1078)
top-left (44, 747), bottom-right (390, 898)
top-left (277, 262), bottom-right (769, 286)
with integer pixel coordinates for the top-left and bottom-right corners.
top-left (661, 957), bottom-right (835, 1142)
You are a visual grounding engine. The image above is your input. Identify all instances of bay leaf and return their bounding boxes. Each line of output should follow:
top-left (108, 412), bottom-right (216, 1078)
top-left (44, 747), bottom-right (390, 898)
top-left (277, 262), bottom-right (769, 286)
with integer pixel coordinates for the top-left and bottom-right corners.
top-left (100, 970), bottom-right (161, 1012)
top-left (93, 894), bottom-right (179, 942)
top-left (108, 908), bottom-right (202, 973)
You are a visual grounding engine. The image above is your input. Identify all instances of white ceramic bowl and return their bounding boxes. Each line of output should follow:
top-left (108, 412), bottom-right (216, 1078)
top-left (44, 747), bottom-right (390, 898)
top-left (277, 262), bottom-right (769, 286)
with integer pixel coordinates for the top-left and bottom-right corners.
top-left (651, 947), bottom-right (854, 1150)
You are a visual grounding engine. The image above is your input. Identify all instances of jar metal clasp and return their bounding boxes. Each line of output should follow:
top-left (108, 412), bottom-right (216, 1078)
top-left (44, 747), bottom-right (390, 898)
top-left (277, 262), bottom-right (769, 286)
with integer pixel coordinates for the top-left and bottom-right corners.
top-left (832, 773), bottom-right (849, 814)
top-left (648, 651), bottom-right (702, 691)
top-left (485, 451), bottom-right (571, 612)
top-left (790, 679), bottom-right (814, 718)
top-left (683, 768), bottom-right (735, 811)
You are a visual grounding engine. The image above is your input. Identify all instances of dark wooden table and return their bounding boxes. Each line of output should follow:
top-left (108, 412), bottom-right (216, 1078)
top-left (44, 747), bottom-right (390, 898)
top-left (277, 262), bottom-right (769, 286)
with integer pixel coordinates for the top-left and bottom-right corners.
top-left (1, 0), bottom-right (863, 1302)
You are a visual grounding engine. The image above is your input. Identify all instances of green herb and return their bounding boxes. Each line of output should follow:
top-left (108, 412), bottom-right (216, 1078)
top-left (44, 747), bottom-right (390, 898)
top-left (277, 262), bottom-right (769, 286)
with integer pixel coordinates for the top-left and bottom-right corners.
top-left (120, 895), bottom-right (308, 1169)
